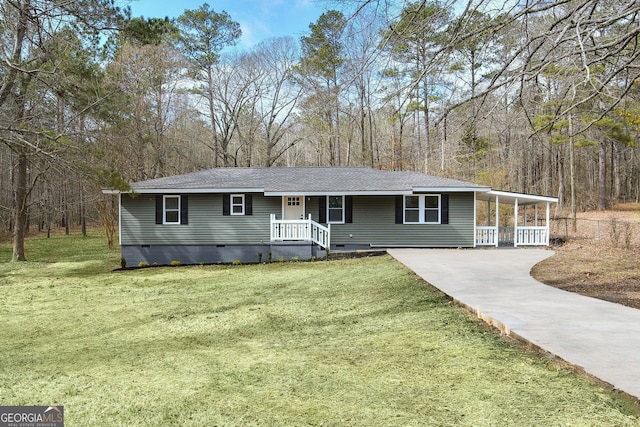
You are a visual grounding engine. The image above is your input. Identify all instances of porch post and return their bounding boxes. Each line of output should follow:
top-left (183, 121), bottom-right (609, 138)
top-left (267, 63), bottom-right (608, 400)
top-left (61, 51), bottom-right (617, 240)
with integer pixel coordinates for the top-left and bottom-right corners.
top-left (546, 202), bottom-right (551, 245)
top-left (473, 192), bottom-right (478, 248)
top-left (514, 198), bottom-right (519, 247)
top-left (494, 195), bottom-right (499, 247)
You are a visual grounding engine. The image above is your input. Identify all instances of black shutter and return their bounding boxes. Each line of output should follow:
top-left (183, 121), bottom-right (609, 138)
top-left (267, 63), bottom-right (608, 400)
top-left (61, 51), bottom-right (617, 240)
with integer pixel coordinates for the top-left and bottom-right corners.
top-left (345, 195), bottom-right (353, 223)
top-left (155, 195), bottom-right (163, 224)
top-left (318, 196), bottom-right (326, 223)
top-left (223, 194), bottom-right (230, 216)
top-left (395, 195), bottom-right (403, 224)
top-left (180, 195), bottom-right (189, 225)
top-left (441, 194), bottom-right (449, 224)
top-left (245, 194), bottom-right (253, 215)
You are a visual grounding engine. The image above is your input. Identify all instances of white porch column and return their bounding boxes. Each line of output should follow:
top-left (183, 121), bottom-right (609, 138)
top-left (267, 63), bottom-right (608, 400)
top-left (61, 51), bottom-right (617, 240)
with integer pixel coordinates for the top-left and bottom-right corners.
top-left (546, 202), bottom-right (550, 245)
top-left (494, 195), bottom-right (499, 247)
top-left (514, 197), bottom-right (519, 247)
top-left (473, 191), bottom-right (478, 248)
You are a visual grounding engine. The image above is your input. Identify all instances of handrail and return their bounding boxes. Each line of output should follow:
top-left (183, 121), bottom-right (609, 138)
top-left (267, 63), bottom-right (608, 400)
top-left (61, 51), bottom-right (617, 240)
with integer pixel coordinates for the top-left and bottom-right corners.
top-left (270, 214), bottom-right (330, 249)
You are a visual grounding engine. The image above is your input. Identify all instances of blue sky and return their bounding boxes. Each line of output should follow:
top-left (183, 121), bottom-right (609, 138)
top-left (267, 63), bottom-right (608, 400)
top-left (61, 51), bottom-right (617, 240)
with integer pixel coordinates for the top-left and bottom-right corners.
top-left (126, 0), bottom-right (328, 49)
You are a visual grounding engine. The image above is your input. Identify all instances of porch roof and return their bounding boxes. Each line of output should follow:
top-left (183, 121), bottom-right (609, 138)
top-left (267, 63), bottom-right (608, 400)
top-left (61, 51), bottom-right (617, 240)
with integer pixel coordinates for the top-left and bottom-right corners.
top-left (476, 190), bottom-right (558, 206)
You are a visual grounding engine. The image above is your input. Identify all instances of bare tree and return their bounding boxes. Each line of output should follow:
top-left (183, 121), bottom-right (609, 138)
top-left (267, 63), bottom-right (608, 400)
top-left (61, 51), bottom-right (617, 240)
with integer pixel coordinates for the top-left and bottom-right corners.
top-left (342, 6), bottom-right (385, 167)
top-left (104, 42), bottom-right (187, 180)
top-left (249, 37), bottom-right (304, 167)
top-left (176, 3), bottom-right (241, 168)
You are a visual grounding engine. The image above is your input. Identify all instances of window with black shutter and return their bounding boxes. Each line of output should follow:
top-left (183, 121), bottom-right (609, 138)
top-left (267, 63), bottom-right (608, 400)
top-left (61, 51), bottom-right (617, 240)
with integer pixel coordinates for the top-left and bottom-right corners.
top-left (156, 195), bottom-right (187, 225)
top-left (223, 194), bottom-right (252, 216)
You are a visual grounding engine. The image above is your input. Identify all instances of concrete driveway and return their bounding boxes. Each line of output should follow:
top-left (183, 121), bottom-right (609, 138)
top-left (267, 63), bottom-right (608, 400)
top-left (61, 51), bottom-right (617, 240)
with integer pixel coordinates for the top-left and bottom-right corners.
top-left (387, 248), bottom-right (640, 401)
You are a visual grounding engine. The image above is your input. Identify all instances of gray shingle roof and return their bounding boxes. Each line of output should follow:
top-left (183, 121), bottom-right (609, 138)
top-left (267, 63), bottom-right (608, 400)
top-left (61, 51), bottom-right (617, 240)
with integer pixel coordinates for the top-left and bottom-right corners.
top-left (130, 167), bottom-right (489, 194)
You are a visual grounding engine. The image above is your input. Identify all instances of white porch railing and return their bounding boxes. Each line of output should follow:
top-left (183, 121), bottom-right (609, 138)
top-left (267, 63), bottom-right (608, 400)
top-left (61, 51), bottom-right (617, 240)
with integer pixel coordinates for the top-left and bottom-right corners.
top-left (516, 226), bottom-right (548, 246)
top-left (270, 214), bottom-right (330, 249)
top-left (476, 226), bottom-right (498, 246)
top-left (476, 226), bottom-right (549, 246)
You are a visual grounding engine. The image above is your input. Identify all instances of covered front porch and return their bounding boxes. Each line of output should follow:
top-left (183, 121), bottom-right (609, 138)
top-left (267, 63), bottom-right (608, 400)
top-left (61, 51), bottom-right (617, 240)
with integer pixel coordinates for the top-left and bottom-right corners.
top-left (475, 190), bottom-right (558, 247)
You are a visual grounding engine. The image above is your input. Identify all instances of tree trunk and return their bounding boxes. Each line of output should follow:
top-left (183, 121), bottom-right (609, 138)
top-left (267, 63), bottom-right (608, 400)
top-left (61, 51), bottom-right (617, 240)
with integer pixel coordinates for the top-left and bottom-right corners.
top-left (81, 185), bottom-right (86, 236)
top-left (368, 105), bottom-right (375, 168)
top-left (568, 114), bottom-right (577, 232)
top-left (208, 67), bottom-right (219, 168)
top-left (598, 139), bottom-right (606, 210)
top-left (12, 153), bottom-right (28, 261)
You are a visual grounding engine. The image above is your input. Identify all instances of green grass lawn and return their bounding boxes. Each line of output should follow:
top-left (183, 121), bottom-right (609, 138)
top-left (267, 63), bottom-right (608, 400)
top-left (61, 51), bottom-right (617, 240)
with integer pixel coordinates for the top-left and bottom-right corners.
top-left (1, 232), bottom-right (638, 426)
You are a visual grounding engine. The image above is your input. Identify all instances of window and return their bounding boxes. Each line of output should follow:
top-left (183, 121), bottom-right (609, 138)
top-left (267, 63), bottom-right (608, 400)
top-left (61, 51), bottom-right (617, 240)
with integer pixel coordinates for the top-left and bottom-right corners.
top-left (327, 195), bottom-right (344, 223)
top-left (424, 195), bottom-right (440, 223)
top-left (223, 194), bottom-right (252, 216)
top-left (287, 196), bottom-right (300, 206)
top-left (231, 194), bottom-right (245, 215)
top-left (404, 196), bottom-right (420, 223)
top-left (156, 195), bottom-right (188, 225)
top-left (163, 195), bottom-right (180, 224)
top-left (404, 195), bottom-right (440, 224)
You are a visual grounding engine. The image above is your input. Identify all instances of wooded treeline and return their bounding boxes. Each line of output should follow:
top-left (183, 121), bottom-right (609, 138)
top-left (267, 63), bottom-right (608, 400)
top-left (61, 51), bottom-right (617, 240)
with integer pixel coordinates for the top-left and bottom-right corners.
top-left (1, 0), bottom-right (639, 260)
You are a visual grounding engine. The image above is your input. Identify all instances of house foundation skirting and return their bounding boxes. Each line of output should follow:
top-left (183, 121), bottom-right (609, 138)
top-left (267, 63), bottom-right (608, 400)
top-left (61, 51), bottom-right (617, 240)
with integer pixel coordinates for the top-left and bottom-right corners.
top-left (122, 243), bottom-right (327, 267)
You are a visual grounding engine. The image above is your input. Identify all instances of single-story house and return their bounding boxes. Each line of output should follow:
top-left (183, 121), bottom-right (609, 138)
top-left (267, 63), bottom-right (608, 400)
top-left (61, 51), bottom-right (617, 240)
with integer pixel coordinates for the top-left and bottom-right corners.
top-left (105, 167), bottom-right (558, 266)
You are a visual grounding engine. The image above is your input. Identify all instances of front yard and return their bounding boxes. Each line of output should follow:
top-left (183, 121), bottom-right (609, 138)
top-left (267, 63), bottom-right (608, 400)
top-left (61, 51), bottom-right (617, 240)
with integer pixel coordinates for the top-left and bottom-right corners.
top-left (0, 233), bottom-right (638, 425)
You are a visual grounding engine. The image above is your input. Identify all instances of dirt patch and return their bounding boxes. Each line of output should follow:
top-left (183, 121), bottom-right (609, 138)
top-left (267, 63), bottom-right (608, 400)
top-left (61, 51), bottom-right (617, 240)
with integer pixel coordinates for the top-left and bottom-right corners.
top-left (533, 205), bottom-right (640, 310)
top-left (532, 243), bottom-right (640, 309)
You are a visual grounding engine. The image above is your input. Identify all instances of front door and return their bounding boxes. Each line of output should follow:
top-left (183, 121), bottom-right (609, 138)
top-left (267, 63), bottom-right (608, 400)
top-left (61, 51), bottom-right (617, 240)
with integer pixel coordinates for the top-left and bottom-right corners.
top-left (283, 196), bottom-right (305, 220)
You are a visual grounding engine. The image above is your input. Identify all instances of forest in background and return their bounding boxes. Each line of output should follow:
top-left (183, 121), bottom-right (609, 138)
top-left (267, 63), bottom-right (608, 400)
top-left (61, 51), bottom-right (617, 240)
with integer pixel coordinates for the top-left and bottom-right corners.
top-left (1, 0), bottom-right (639, 260)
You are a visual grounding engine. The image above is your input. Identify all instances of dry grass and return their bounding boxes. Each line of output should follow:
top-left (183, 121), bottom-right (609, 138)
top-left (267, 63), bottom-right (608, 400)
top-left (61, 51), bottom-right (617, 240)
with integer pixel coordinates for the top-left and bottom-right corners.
top-left (1, 232), bottom-right (639, 425)
top-left (538, 204), bottom-right (640, 309)
top-left (532, 242), bottom-right (640, 309)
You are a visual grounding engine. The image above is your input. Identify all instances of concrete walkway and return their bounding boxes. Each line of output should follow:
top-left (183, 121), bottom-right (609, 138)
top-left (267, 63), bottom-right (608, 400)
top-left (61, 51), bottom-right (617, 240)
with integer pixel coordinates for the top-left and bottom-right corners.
top-left (387, 248), bottom-right (640, 400)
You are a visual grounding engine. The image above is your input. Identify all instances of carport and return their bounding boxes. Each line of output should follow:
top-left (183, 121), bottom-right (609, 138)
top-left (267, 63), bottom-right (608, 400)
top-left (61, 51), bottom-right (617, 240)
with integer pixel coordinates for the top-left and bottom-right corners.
top-left (475, 190), bottom-right (558, 247)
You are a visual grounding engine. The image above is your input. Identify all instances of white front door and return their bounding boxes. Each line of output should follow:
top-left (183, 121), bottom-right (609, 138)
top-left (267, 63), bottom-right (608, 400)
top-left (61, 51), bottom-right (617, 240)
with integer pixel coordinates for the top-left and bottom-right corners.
top-left (283, 196), bottom-right (305, 220)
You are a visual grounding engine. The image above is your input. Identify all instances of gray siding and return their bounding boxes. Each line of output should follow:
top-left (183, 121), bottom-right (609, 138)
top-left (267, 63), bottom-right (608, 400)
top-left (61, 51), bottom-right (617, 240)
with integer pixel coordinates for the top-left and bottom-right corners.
top-left (308, 194), bottom-right (475, 248)
top-left (121, 193), bottom-right (280, 245)
top-left (121, 192), bottom-right (475, 248)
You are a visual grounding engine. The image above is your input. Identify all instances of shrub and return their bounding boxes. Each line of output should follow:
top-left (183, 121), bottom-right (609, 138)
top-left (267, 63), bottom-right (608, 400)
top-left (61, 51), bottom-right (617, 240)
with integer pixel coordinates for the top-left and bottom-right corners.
top-left (609, 218), bottom-right (619, 248)
top-left (138, 261), bottom-right (149, 268)
top-left (257, 252), bottom-right (263, 263)
top-left (170, 260), bottom-right (181, 266)
top-left (120, 257), bottom-right (126, 269)
top-left (232, 259), bottom-right (242, 265)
